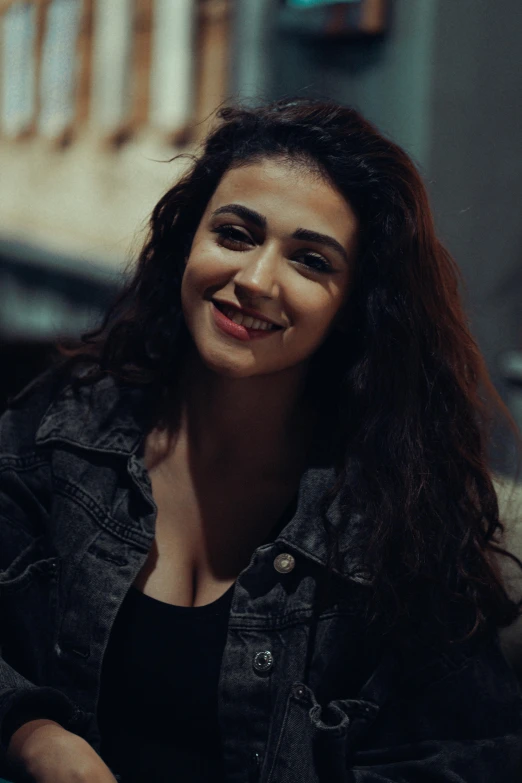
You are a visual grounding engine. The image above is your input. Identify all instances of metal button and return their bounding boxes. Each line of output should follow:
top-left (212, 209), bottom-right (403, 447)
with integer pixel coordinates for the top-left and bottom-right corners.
top-left (273, 552), bottom-right (295, 574)
top-left (253, 650), bottom-right (274, 673)
top-left (351, 565), bottom-right (374, 582)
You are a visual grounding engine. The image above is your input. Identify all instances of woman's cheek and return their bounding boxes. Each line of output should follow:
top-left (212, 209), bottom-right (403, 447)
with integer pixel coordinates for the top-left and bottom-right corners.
top-left (184, 250), bottom-right (233, 294)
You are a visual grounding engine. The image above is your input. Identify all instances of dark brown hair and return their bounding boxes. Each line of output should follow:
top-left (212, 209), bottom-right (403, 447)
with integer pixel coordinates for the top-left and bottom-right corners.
top-left (62, 98), bottom-right (522, 646)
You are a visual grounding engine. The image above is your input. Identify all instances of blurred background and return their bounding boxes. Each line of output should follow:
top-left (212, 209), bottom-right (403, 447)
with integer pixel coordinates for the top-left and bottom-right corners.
top-left (0, 0), bottom-right (521, 477)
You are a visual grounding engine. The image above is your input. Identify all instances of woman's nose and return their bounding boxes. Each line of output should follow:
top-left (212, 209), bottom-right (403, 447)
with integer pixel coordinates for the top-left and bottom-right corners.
top-left (232, 247), bottom-right (280, 298)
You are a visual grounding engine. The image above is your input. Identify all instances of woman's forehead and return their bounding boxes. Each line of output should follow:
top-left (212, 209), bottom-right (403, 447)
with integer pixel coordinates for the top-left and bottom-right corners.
top-left (207, 159), bottom-right (358, 248)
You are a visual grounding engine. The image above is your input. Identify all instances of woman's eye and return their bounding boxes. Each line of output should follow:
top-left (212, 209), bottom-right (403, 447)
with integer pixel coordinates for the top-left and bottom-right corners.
top-left (296, 253), bottom-right (332, 274)
top-left (213, 225), bottom-right (252, 249)
top-left (212, 227), bottom-right (332, 273)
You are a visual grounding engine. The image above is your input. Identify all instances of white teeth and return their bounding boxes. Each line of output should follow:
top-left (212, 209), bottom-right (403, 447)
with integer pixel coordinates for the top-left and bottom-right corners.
top-left (221, 304), bottom-right (276, 330)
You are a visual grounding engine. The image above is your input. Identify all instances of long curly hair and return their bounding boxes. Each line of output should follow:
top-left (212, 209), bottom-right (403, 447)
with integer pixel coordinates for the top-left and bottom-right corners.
top-left (61, 98), bottom-right (522, 646)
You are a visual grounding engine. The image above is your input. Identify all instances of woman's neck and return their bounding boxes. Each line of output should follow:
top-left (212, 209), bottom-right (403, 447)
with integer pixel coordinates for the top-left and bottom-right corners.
top-left (160, 346), bottom-right (315, 476)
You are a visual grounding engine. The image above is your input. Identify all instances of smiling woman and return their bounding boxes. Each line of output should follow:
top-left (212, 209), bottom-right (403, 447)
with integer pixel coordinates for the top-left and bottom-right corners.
top-left (1, 98), bottom-right (522, 783)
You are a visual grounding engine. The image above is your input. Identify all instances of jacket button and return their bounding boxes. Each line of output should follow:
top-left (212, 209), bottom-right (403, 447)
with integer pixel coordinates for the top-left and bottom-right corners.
top-left (273, 553), bottom-right (295, 573)
top-left (253, 650), bottom-right (274, 673)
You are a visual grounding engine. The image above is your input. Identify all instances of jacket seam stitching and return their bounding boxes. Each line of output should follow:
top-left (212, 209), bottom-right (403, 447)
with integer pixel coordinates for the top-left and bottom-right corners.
top-left (0, 457), bottom-right (49, 471)
top-left (53, 482), bottom-right (151, 548)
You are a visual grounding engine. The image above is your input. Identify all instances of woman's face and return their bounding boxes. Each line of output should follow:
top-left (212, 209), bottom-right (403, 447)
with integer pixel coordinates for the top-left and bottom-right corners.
top-left (181, 157), bottom-right (358, 379)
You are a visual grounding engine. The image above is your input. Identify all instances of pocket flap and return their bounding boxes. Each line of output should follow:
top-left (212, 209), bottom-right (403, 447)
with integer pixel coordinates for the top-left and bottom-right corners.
top-left (0, 536), bottom-right (58, 593)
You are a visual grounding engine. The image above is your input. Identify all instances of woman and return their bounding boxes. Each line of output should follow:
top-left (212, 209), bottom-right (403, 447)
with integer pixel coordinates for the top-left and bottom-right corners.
top-left (0, 98), bottom-right (521, 783)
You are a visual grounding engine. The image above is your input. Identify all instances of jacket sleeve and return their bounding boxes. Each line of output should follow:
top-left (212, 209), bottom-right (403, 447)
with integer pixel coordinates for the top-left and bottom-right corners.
top-left (345, 625), bottom-right (522, 781)
top-left (0, 383), bottom-right (99, 781)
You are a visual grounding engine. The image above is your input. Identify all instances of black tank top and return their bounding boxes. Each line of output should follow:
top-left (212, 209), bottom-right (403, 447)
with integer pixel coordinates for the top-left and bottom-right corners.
top-left (97, 581), bottom-right (235, 782)
top-left (97, 497), bottom-right (297, 783)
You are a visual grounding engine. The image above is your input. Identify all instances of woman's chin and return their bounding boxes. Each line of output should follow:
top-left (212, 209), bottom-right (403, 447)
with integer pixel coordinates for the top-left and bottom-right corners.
top-left (196, 349), bottom-right (261, 379)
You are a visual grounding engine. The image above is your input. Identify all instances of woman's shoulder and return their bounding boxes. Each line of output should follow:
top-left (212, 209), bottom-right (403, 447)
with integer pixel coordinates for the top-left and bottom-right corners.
top-left (0, 364), bottom-right (69, 447)
top-left (0, 361), bottom-right (135, 456)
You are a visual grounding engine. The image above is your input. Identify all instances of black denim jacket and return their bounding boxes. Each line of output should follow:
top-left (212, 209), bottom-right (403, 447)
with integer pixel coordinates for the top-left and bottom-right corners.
top-left (0, 369), bottom-right (521, 782)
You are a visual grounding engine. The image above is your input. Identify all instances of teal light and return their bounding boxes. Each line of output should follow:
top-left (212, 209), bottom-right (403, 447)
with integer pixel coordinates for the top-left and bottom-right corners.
top-left (287, 0), bottom-right (360, 8)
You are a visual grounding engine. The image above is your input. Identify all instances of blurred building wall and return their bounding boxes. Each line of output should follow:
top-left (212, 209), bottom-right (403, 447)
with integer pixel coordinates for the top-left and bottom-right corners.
top-left (1, 0), bottom-right (521, 468)
top-left (263, 0), bottom-right (522, 367)
top-left (0, 0), bottom-right (232, 274)
top-left (0, 0), bottom-right (232, 402)
top-left (428, 0), bottom-right (522, 393)
top-left (239, 0), bottom-right (522, 471)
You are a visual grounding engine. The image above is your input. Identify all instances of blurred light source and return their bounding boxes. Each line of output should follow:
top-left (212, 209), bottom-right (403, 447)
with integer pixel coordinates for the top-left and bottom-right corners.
top-left (287, 0), bottom-right (359, 6)
top-left (149, 0), bottom-right (195, 136)
top-left (0, 3), bottom-right (37, 138)
top-left (500, 350), bottom-right (522, 436)
top-left (38, 0), bottom-right (82, 140)
top-left (0, 240), bottom-right (120, 341)
top-left (91, 0), bottom-right (134, 134)
top-left (280, 0), bottom-right (389, 37)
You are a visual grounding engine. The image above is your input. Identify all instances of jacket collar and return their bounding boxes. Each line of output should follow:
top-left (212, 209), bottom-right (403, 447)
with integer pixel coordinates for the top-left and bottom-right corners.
top-left (278, 466), bottom-right (374, 585)
top-left (35, 372), bottom-right (145, 456)
top-left (35, 373), bottom-right (373, 585)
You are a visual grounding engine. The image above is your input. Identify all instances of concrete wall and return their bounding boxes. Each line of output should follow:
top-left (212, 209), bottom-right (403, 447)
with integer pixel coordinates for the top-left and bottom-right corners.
top-left (428, 0), bottom-right (522, 387)
top-left (268, 0), bottom-right (437, 168)
top-left (265, 0), bottom-right (522, 471)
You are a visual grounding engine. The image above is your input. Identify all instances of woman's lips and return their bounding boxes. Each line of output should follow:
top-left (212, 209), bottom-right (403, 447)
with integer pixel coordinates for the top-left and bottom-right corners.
top-left (211, 301), bottom-right (281, 342)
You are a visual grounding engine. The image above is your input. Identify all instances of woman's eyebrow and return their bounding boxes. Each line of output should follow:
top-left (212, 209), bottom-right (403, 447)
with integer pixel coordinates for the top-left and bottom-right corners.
top-left (211, 203), bottom-right (348, 263)
top-left (292, 228), bottom-right (349, 264)
top-left (212, 204), bottom-right (267, 229)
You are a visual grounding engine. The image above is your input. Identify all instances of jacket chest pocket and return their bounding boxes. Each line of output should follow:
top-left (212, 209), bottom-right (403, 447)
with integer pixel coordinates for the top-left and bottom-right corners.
top-left (0, 536), bottom-right (60, 682)
top-left (266, 683), bottom-right (379, 783)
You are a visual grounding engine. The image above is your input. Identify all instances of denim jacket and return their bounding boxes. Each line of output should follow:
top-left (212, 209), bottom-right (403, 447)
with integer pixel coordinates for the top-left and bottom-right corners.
top-left (0, 368), bottom-right (521, 782)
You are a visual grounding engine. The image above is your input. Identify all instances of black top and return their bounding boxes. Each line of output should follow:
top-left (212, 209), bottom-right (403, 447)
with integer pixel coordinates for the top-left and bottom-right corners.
top-left (97, 582), bottom-right (235, 783)
top-left (97, 497), bottom-right (297, 783)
